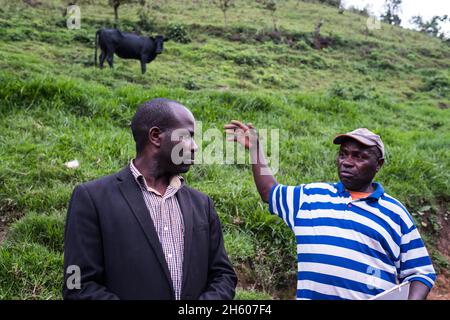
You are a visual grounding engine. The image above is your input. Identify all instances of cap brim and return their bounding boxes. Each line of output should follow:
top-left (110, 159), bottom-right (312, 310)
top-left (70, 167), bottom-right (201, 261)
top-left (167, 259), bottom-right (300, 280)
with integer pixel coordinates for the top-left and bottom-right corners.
top-left (333, 134), bottom-right (377, 147)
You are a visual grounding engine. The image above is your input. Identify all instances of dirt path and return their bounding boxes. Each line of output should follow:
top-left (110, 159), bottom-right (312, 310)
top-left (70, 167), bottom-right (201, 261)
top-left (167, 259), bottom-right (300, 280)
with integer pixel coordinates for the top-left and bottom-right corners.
top-left (428, 270), bottom-right (450, 300)
top-left (429, 211), bottom-right (450, 299)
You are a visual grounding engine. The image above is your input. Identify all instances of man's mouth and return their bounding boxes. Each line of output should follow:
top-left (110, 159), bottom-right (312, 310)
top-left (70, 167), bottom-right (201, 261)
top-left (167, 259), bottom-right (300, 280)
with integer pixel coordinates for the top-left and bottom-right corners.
top-left (340, 170), bottom-right (354, 178)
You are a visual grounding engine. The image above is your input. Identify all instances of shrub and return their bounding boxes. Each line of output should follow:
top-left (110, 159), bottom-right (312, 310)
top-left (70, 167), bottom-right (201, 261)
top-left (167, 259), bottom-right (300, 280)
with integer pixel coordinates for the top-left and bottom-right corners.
top-left (167, 23), bottom-right (191, 44)
top-left (423, 73), bottom-right (450, 97)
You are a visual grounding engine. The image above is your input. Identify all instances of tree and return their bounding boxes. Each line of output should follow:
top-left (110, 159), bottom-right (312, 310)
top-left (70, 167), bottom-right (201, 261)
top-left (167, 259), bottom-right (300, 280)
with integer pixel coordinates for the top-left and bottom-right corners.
top-left (213, 0), bottom-right (235, 27)
top-left (381, 0), bottom-right (401, 26)
top-left (411, 15), bottom-right (449, 39)
top-left (257, 0), bottom-right (278, 32)
top-left (108, 0), bottom-right (145, 25)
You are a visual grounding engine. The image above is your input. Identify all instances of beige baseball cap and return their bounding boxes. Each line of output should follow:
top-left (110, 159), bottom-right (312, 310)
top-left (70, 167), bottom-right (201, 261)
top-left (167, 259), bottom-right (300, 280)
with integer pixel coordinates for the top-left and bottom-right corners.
top-left (333, 128), bottom-right (385, 159)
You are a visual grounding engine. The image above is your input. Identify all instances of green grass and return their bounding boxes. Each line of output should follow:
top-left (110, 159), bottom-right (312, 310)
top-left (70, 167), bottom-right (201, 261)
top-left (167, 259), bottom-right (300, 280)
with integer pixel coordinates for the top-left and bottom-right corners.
top-left (0, 0), bottom-right (449, 299)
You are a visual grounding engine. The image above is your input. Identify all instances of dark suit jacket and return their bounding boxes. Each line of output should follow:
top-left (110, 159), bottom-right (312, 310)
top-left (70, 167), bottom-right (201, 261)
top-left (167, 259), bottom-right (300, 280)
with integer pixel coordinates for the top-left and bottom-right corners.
top-left (63, 166), bottom-right (237, 300)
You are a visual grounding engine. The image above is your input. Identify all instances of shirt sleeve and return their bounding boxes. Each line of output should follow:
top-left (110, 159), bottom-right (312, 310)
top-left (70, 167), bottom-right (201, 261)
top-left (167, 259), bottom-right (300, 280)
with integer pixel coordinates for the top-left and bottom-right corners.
top-left (268, 184), bottom-right (303, 230)
top-left (398, 225), bottom-right (436, 289)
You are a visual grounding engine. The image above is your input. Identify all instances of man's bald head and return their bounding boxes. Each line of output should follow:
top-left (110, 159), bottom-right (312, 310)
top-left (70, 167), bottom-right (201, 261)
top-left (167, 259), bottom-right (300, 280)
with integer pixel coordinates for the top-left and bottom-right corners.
top-left (131, 98), bottom-right (192, 154)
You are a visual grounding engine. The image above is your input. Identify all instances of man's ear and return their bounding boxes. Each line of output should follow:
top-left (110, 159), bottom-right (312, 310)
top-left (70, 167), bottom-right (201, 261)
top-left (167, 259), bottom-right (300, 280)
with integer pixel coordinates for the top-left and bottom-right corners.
top-left (148, 127), bottom-right (162, 147)
top-left (376, 158), bottom-right (385, 172)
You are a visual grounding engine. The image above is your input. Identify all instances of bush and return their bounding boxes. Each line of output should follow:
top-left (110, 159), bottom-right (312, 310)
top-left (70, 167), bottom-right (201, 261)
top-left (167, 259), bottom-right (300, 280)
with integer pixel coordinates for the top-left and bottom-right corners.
top-left (167, 23), bottom-right (191, 44)
top-left (423, 73), bottom-right (450, 97)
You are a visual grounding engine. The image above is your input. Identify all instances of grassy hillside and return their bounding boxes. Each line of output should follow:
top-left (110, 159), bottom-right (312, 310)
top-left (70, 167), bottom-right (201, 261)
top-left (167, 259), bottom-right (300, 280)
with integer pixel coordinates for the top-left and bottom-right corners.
top-left (0, 0), bottom-right (449, 299)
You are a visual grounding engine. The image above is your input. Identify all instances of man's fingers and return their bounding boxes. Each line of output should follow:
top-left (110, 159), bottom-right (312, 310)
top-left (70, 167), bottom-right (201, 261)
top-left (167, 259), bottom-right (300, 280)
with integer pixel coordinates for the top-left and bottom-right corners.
top-left (226, 128), bottom-right (249, 136)
top-left (230, 120), bottom-right (249, 131)
top-left (224, 124), bottom-right (238, 129)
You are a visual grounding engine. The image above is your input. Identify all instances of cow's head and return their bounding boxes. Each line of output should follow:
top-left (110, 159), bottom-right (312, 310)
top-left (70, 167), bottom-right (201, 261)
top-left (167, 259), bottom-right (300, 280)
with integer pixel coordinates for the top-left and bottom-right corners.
top-left (154, 35), bottom-right (169, 54)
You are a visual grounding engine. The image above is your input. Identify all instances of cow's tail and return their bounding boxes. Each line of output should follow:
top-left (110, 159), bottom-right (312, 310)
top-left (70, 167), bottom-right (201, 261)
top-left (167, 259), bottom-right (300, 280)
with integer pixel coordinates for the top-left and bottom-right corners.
top-left (94, 29), bottom-right (100, 67)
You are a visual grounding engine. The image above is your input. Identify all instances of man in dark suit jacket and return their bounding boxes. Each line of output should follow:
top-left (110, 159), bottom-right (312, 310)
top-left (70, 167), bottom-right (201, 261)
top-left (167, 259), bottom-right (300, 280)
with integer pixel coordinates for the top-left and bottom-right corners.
top-left (63, 98), bottom-right (237, 300)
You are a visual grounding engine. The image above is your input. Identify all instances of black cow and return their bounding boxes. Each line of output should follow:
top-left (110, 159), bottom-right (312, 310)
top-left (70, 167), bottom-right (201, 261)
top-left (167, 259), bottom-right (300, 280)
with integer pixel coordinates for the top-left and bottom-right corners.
top-left (95, 29), bottom-right (168, 74)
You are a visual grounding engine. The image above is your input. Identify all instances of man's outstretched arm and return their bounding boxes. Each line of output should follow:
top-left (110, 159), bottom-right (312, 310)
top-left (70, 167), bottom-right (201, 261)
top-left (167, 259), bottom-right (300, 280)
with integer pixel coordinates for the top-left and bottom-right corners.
top-left (224, 120), bottom-right (277, 203)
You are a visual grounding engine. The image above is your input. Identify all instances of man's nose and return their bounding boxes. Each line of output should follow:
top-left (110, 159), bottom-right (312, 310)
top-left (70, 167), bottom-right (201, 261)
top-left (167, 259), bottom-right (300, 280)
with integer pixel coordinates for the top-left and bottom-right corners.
top-left (341, 157), bottom-right (354, 168)
top-left (191, 140), bottom-right (199, 153)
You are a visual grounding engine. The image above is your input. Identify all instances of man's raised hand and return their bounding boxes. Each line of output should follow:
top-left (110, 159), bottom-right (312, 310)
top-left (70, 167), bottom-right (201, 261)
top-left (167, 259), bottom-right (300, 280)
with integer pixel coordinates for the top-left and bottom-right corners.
top-left (224, 120), bottom-right (258, 150)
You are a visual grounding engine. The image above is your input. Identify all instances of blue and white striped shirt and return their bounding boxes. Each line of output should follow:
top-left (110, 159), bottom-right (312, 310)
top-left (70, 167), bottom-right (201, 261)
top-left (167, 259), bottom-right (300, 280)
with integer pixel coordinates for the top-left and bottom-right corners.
top-left (269, 181), bottom-right (436, 300)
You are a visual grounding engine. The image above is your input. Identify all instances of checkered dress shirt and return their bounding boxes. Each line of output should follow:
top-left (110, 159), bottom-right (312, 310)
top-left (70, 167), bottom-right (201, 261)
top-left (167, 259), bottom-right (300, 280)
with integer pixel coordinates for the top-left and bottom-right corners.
top-left (130, 161), bottom-right (184, 300)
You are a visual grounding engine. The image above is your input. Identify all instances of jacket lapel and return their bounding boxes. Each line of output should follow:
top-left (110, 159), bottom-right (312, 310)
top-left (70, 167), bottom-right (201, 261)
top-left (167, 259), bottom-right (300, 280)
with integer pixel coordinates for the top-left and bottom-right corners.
top-left (176, 186), bottom-right (194, 294)
top-left (116, 167), bottom-right (174, 296)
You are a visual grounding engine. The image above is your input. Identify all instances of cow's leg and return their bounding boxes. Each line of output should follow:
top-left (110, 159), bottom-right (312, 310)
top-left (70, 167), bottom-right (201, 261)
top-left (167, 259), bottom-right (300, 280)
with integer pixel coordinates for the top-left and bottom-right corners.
top-left (99, 51), bottom-right (106, 69)
top-left (140, 60), bottom-right (147, 74)
top-left (106, 52), bottom-right (114, 69)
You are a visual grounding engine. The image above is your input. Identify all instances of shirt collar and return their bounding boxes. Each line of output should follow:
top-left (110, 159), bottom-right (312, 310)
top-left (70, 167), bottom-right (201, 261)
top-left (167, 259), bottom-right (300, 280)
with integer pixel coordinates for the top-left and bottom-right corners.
top-left (129, 160), bottom-right (184, 196)
top-left (336, 181), bottom-right (384, 201)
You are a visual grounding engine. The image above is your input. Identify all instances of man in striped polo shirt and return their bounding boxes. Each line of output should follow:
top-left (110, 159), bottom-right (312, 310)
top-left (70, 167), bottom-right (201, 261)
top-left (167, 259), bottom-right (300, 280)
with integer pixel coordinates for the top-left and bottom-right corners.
top-left (225, 121), bottom-right (436, 300)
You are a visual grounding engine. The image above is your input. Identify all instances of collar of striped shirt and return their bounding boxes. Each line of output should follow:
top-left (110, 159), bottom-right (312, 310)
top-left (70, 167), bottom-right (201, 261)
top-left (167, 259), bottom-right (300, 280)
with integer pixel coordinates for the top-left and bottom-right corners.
top-left (336, 181), bottom-right (385, 201)
top-left (129, 160), bottom-right (184, 196)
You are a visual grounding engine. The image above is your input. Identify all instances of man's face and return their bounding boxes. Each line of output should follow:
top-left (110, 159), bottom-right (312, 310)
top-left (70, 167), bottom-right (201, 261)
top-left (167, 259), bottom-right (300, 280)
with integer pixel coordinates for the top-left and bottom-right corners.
top-left (159, 106), bottom-right (198, 174)
top-left (336, 139), bottom-right (383, 191)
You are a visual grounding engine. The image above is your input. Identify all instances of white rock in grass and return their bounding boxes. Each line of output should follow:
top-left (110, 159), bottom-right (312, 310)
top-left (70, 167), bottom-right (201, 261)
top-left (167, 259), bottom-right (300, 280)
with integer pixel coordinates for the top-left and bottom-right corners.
top-left (65, 160), bottom-right (80, 169)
